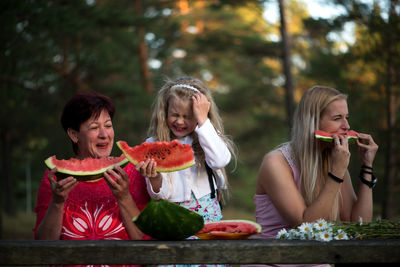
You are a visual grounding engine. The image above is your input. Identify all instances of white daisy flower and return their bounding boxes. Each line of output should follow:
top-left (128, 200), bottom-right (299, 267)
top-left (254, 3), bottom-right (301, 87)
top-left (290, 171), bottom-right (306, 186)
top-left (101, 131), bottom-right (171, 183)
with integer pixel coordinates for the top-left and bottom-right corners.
top-left (276, 228), bottom-right (288, 239)
top-left (298, 222), bottom-right (312, 233)
top-left (334, 229), bottom-right (349, 240)
top-left (318, 230), bottom-right (333, 242)
top-left (288, 229), bottom-right (299, 240)
top-left (313, 219), bottom-right (328, 231)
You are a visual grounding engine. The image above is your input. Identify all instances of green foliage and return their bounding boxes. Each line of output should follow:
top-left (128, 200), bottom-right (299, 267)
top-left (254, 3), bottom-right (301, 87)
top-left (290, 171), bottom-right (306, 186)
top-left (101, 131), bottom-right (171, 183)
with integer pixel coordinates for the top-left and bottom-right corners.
top-left (1, 0), bottom-right (399, 232)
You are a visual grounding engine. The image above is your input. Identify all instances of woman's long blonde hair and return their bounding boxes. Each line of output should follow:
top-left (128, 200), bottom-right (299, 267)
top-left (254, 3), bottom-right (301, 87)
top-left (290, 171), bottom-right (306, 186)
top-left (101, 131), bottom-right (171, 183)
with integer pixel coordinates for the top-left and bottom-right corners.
top-left (148, 76), bottom-right (237, 203)
top-left (291, 85), bottom-right (347, 220)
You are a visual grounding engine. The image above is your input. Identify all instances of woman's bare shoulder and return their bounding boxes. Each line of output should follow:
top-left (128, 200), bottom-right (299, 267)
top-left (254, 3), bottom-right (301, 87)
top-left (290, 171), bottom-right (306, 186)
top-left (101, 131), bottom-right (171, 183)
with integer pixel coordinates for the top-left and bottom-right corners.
top-left (256, 149), bottom-right (293, 193)
top-left (261, 149), bottom-right (286, 169)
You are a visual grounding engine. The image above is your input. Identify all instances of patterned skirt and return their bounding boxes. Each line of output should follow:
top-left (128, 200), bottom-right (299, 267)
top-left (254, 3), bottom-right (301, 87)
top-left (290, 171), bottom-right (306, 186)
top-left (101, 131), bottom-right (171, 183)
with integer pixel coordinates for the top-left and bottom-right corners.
top-left (155, 193), bottom-right (228, 267)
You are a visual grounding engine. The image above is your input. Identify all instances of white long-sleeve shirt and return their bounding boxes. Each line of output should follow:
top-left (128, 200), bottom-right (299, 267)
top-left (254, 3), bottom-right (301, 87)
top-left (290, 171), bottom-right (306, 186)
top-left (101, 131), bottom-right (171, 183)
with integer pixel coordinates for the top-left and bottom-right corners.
top-left (145, 119), bottom-right (231, 202)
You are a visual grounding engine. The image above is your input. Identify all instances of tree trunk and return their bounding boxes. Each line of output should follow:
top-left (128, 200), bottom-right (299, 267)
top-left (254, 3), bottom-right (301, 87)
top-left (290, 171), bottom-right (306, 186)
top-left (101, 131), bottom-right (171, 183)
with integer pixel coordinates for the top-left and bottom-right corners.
top-left (133, 0), bottom-right (153, 94)
top-left (0, 128), bottom-right (15, 239)
top-left (278, 0), bottom-right (294, 134)
top-left (381, 0), bottom-right (398, 219)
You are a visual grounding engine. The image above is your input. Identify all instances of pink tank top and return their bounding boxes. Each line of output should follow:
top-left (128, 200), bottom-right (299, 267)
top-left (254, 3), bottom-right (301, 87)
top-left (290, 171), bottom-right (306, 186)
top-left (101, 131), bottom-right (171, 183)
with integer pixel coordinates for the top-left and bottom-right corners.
top-left (245, 144), bottom-right (329, 267)
top-left (254, 143), bottom-right (300, 239)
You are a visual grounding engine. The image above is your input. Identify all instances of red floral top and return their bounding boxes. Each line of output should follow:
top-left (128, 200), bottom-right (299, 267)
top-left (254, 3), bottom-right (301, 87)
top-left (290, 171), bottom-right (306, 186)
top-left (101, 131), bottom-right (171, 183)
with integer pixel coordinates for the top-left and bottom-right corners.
top-left (34, 163), bottom-right (150, 267)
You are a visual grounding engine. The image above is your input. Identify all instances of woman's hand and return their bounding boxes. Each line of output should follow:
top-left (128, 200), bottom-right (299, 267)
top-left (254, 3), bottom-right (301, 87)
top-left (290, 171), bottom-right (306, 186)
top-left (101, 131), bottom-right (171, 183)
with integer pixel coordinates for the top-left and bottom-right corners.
top-left (192, 93), bottom-right (210, 127)
top-left (104, 166), bottom-right (131, 201)
top-left (48, 168), bottom-right (78, 204)
top-left (357, 133), bottom-right (379, 166)
top-left (105, 166), bottom-right (144, 240)
top-left (330, 135), bottom-right (351, 178)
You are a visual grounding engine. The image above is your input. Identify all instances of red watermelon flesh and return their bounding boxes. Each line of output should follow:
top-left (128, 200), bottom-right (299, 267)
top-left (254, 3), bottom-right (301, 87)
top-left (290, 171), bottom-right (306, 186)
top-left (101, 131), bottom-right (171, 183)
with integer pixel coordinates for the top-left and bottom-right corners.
top-left (44, 154), bottom-right (128, 181)
top-left (196, 219), bottom-right (262, 239)
top-left (315, 130), bottom-right (358, 143)
top-left (198, 220), bottom-right (262, 234)
top-left (116, 140), bottom-right (195, 173)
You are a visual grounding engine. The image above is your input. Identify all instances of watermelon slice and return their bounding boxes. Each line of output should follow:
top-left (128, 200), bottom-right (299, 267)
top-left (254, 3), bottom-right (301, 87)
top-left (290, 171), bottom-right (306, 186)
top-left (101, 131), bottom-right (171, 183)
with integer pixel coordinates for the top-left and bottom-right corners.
top-left (133, 199), bottom-right (204, 240)
top-left (195, 219), bottom-right (262, 240)
top-left (116, 140), bottom-right (195, 173)
top-left (44, 154), bottom-right (129, 181)
top-left (315, 130), bottom-right (358, 143)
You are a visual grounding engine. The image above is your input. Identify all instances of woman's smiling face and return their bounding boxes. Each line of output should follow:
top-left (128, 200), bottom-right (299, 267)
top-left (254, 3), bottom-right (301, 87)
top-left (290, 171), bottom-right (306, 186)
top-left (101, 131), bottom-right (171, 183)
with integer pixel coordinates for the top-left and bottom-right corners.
top-left (319, 98), bottom-right (350, 134)
top-left (73, 109), bottom-right (114, 159)
top-left (167, 97), bottom-right (197, 138)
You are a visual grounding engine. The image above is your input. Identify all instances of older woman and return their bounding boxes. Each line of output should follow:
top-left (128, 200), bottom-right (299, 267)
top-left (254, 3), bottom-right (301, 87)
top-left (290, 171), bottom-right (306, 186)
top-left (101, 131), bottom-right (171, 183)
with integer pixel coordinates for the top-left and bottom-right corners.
top-left (34, 92), bottom-right (150, 244)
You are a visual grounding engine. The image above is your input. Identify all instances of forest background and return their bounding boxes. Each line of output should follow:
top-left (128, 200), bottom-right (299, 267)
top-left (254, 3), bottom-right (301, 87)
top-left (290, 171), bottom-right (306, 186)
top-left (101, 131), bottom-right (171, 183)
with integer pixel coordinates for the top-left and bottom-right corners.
top-left (1, 0), bottom-right (399, 239)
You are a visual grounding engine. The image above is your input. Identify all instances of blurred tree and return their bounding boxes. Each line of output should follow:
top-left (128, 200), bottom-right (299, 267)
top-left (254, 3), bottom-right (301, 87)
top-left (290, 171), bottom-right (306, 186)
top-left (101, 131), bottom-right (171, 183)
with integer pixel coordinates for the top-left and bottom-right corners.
top-left (143, 0), bottom-right (311, 209)
top-left (300, 0), bottom-right (400, 218)
top-left (2, 0), bottom-right (399, 236)
top-left (0, 0), bottom-right (153, 230)
top-left (133, 0), bottom-right (154, 94)
top-left (278, 0), bottom-right (295, 132)
top-left (332, 0), bottom-right (400, 218)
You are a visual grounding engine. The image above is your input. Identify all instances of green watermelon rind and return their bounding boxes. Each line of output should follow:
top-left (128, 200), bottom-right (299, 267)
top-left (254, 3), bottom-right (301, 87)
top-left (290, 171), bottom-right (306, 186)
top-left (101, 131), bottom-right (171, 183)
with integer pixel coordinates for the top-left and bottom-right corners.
top-left (117, 140), bottom-right (195, 173)
top-left (44, 155), bottom-right (129, 181)
top-left (133, 199), bottom-right (204, 241)
top-left (315, 130), bottom-right (358, 144)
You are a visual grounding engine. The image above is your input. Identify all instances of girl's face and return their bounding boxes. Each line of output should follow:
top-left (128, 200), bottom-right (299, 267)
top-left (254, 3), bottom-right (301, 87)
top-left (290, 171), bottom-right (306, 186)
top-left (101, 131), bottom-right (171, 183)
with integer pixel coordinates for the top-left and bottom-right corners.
top-left (167, 97), bottom-right (197, 138)
top-left (319, 98), bottom-right (350, 134)
top-left (72, 109), bottom-right (114, 159)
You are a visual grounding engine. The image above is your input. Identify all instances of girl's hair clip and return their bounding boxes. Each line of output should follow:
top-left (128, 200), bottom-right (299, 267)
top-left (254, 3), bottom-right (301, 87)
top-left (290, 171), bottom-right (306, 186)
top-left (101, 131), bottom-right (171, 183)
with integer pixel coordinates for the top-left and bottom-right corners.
top-left (170, 84), bottom-right (201, 94)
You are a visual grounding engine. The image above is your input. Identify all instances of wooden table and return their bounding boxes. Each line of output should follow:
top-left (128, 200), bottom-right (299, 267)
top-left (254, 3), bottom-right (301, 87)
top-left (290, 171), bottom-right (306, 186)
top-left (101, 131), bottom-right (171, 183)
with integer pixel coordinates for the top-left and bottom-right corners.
top-left (1, 239), bottom-right (399, 265)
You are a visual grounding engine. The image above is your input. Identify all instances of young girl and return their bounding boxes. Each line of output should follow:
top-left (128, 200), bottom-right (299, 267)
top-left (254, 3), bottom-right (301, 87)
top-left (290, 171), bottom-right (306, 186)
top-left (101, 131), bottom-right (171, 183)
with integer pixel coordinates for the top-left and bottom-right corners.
top-left (136, 76), bottom-right (236, 224)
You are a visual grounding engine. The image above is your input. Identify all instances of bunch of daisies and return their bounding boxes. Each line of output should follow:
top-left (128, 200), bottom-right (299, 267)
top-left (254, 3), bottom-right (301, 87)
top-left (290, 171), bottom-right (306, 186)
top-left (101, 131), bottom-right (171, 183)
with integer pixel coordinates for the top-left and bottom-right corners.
top-left (276, 218), bottom-right (400, 242)
top-left (276, 219), bottom-right (348, 242)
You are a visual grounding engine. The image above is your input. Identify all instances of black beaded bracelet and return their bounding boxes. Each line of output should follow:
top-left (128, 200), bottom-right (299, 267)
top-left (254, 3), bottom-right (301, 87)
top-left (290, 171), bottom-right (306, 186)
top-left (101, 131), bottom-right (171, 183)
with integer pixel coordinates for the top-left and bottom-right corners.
top-left (361, 165), bottom-right (373, 170)
top-left (359, 173), bottom-right (377, 188)
top-left (328, 172), bottom-right (344, 183)
top-left (359, 168), bottom-right (377, 188)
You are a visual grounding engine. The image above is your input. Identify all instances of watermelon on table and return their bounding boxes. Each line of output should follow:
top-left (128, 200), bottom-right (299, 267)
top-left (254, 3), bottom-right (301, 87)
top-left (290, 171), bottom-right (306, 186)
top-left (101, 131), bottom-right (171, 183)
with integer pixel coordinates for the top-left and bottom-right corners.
top-left (195, 219), bottom-right (262, 240)
top-left (116, 140), bottom-right (195, 173)
top-left (133, 199), bottom-right (204, 240)
top-left (315, 130), bottom-right (358, 143)
top-left (44, 154), bottom-right (128, 181)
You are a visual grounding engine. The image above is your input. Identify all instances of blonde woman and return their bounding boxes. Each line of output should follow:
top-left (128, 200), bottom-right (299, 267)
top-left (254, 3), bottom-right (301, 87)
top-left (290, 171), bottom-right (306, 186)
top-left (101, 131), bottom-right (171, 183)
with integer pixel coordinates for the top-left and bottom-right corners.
top-left (251, 86), bottom-right (378, 267)
top-left (136, 76), bottom-right (236, 225)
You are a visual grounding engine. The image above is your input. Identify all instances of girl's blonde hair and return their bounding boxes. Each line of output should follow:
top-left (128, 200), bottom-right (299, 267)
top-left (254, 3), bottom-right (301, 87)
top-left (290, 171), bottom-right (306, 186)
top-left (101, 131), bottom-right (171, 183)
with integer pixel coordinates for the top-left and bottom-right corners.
top-left (148, 76), bottom-right (237, 203)
top-left (291, 85), bottom-right (347, 220)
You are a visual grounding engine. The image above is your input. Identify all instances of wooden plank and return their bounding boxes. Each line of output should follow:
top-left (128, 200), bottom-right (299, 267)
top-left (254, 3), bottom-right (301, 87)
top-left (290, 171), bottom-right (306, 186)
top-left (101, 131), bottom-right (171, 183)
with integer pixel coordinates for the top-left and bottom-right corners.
top-left (1, 239), bottom-right (400, 265)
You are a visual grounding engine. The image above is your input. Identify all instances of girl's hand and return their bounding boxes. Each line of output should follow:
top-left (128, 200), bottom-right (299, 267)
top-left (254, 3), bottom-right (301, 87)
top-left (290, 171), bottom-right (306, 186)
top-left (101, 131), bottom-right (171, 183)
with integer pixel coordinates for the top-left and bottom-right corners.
top-left (356, 133), bottom-right (378, 166)
top-left (135, 159), bottom-right (158, 178)
top-left (104, 166), bottom-right (130, 201)
top-left (192, 93), bottom-right (210, 127)
top-left (330, 135), bottom-right (351, 178)
top-left (135, 159), bottom-right (163, 193)
top-left (48, 168), bottom-right (78, 204)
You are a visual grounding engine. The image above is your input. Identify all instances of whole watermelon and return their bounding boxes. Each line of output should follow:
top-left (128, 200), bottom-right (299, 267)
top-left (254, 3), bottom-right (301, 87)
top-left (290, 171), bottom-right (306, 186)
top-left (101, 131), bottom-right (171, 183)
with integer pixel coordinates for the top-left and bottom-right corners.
top-left (133, 199), bottom-right (204, 240)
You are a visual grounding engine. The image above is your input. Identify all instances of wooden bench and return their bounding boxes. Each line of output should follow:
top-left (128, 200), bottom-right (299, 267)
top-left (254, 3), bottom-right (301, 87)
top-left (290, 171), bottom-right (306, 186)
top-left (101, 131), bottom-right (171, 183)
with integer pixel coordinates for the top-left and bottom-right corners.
top-left (1, 239), bottom-right (399, 265)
